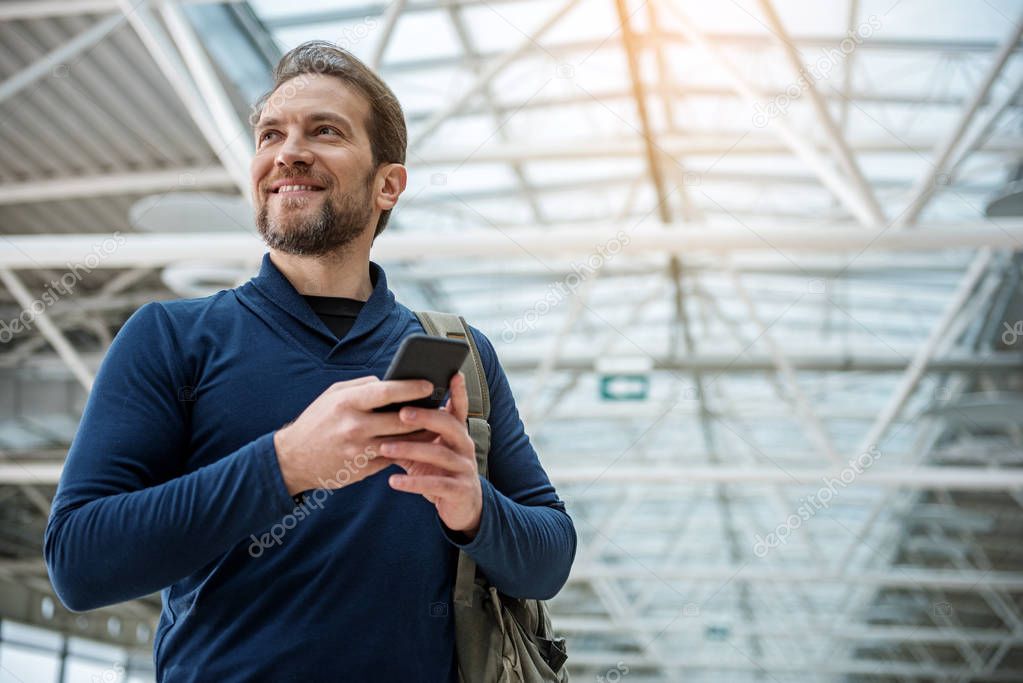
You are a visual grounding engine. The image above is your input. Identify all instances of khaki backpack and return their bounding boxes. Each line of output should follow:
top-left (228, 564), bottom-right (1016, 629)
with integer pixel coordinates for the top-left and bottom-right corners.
top-left (415, 311), bottom-right (570, 683)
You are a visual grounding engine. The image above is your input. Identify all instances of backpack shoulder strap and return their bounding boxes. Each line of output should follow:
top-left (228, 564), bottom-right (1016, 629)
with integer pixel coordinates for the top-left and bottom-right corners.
top-left (414, 310), bottom-right (492, 609)
top-left (414, 311), bottom-right (490, 417)
top-left (414, 310), bottom-right (491, 473)
top-left (415, 312), bottom-right (565, 674)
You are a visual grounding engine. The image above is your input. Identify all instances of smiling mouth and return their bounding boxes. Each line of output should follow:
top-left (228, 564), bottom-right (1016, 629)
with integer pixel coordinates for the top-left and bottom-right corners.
top-left (271, 184), bottom-right (326, 194)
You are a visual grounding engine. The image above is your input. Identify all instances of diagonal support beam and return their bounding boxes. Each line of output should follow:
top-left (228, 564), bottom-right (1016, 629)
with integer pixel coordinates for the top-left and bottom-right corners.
top-left (443, 0), bottom-right (546, 223)
top-left (0, 13), bottom-right (124, 105)
top-left (0, 267), bottom-right (94, 392)
top-left (755, 0), bottom-right (885, 225)
top-left (728, 267), bottom-right (843, 464)
top-left (615, 0), bottom-right (672, 224)
top-left (852, 249), bottom-right (993, 466)
top-left (369, 0), bottom-right (408, 70)
top-left (159, 0), bottom-right (254, 184)
top-left (896, 11), bottom-right (1023, 227)
top-left (0, 267), bottom-right (91, 513)
top-left (116, 0), bottom-right (250, 194)
top-left (409, 0), bottom-right (582, 151)
top-left (660, 1), bottom-right (881, 227)
top-left (835, 248), bottom-right (994, 571)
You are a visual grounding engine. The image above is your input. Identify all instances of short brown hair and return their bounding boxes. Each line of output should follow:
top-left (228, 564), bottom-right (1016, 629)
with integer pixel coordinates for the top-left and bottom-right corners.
top-left (251, 41), bottom-right (407, 237)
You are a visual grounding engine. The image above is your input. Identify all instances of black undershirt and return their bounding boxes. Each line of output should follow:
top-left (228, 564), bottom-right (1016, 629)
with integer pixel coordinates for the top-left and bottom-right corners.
top-left (302, 294), bottom-right (365, 340)
top-left (300, 267), bottom-right (375, 340)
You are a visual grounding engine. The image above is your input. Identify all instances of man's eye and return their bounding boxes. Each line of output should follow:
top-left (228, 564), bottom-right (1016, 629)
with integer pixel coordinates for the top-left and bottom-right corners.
top-left (317, 126), bottom-right (339, 136)
top-left (259, 131), bottom-right (277, 143)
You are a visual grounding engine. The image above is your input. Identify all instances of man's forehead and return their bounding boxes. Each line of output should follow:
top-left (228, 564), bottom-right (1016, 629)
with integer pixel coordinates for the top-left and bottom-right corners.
top-left (257, 75), bottom-right (369, 126)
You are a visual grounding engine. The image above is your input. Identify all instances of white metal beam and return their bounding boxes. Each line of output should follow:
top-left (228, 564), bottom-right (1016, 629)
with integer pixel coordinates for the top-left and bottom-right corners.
top-left (402, 81), bottom-right (1023, 118)
top-left (5, 463), bottom-right (1022, 489)
top-left (4, 136), bottom-right (1019, 205)
top-left (410, 135), bottom-right (1023, 164)
top-left (2, 223), bottom-right (1023, 268)
top-left (548, 465), bottom-right (1023, 490)
top-left (556, 617), bottom-right (1023, 647)
top-left (564, 652), bottom-right (1023, 679)
top-left (566, 565), bottom-right (1023, 590)
top-left (0, 167), bottom-right (234, 205)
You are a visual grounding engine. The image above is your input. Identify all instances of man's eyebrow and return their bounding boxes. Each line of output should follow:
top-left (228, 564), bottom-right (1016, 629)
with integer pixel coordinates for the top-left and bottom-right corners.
top-left (307, 112), bottom-right (354, 133)
top-left (253, 112), bottom-right (354, 133)
top-left (253, 116), bottom-right (280, 131)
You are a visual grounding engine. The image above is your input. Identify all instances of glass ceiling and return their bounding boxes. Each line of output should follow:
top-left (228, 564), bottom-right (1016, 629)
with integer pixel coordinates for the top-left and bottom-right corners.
top-left (233, 1), bottom-right (1023, 681)
top-left (0, 1), bottom-right (1020, 681)
top-left (250, 0), bottom-right (1023, 230)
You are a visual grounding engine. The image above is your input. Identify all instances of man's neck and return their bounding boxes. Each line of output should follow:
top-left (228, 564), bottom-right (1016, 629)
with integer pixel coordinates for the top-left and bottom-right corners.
top-left (269, 248), bottom-right (374, 301)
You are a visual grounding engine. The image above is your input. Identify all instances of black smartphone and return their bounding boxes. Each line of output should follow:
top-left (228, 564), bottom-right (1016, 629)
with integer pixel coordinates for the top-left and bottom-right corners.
top-left (372, 334), bottom-right (470, 412)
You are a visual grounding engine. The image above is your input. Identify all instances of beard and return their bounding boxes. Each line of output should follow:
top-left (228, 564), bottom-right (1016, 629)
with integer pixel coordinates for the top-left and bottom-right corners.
top-left (256, 170), bottom-right (374, 257)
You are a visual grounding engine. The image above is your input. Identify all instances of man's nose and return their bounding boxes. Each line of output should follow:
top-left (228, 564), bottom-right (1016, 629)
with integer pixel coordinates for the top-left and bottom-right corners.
top-left (275, 134), bottom-right (314, 168)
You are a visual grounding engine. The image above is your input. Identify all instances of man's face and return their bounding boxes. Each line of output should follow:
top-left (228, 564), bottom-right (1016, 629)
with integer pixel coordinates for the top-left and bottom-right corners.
top-left (251, 74), bottom-right (378, 256)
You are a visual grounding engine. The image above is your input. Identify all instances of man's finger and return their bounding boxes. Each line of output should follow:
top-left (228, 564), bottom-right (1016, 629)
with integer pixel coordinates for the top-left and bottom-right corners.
top-left (357, 413), bottom-right (436, 441)
top-left (329, 375), bottom-right (379, 392)
top-left (349, 379), bottom-right (434, 411)
top-left (398, 405), bottom-right (473, 455)
top-left (366, 429), bottom-right (435, 452)
top-left (388, 474), bottom-right (459, 499)
top-left (378, 442), bottom-right (471, 474)
top-left (449, 372), bottom-right (469, 424)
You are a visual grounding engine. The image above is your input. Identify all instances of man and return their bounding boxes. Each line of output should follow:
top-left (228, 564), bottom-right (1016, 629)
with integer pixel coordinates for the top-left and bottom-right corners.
top-left (44, 41), bottom-right (576, 682)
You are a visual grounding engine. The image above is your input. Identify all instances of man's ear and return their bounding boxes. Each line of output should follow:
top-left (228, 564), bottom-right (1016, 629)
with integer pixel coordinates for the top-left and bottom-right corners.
top-left (375, 163), bottom-right (407, 212)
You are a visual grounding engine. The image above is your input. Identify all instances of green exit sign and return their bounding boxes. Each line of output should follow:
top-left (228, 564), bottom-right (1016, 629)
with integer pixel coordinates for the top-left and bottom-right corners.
top-left (599, 374), bottom-right (649, 401)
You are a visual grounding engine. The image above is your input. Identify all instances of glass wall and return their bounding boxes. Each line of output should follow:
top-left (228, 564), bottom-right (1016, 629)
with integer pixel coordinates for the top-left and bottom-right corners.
top-left (0, 621), bottom-right (153, 683)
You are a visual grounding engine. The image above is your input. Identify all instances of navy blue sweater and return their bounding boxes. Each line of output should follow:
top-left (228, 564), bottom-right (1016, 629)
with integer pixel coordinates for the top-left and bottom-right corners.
top-left (44, 253), bottom-right (576, 682)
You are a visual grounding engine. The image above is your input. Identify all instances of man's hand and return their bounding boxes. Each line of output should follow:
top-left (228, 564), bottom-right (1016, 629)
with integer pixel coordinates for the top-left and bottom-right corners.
top-left (378, 372), bottom-right (483, 539)
top-left (273, 376), bottom-right (438, 496)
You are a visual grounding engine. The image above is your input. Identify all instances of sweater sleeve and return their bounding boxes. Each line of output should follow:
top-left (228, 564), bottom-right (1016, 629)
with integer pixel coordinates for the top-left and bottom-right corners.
top-left (438, 327), bottom-right (577, 600)
top-left (44, 302), bottom-right (296, 612)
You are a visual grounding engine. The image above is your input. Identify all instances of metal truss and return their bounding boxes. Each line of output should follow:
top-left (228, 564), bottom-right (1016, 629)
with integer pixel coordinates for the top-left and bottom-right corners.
top-left (1, 1), bottom-right (1022, 681)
